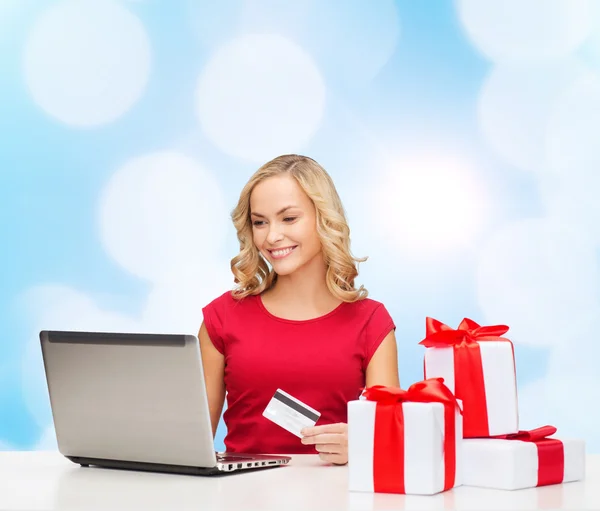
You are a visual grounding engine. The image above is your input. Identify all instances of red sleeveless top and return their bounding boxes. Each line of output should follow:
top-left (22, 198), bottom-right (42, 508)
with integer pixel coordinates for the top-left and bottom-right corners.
top-left (201, 291), bottom-right (395, 454)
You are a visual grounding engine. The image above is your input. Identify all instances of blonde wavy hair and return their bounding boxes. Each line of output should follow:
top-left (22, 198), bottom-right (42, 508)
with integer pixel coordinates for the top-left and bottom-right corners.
top-left (230, 154), bottom-right (368, 302)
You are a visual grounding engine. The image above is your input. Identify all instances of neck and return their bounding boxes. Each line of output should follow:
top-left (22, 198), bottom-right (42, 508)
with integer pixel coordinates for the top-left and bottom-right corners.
top-left (269, 254), bottom-right (332, 304)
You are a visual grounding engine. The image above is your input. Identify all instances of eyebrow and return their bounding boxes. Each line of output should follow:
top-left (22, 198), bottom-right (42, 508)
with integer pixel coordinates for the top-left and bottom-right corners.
top-left (251, 205), bottom-right (299, 218)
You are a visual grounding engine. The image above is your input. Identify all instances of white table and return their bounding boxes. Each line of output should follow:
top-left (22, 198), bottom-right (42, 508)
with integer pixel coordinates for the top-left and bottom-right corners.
top-left (0, 451), bottom-right (598, 510)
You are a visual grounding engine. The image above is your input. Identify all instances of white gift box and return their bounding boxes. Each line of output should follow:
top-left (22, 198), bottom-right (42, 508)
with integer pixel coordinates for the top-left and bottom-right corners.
top-left (462, 437), bottom-right (585, 490)
top-left (424, 341), bottom-right (518, 437)
top-left (348, 399), bottom-right (463, 495)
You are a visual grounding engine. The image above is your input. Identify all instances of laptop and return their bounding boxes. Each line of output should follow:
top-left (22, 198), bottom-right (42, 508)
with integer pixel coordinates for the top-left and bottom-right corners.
top-left (39, 330), bottom-right (291, 475)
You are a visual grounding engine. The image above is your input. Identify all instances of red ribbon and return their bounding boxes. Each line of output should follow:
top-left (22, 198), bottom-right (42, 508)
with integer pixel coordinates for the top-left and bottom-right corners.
top-left (419, 317), bottom-right (513, 437)
top-left (362, 378), bottom-right (461, 494)
top-left (495, 426), bottom-right (565, 487)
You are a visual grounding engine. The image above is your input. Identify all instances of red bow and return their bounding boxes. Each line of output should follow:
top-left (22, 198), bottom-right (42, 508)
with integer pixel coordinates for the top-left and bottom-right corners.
top-left (419, 317), bottom-right (509, 347)
top-left (495, 426), bottom-right (564, 486)
top-left (363, 378), bottom-right (461, 494)
top-left (419, 317), bottom-right (513, 437)
top-left (501, 425), bottom-right (557, 442)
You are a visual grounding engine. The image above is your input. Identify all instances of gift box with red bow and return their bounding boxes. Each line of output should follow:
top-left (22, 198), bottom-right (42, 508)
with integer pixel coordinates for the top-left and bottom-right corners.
top-left (420, 317), bottom-right (519, 438)
top-left (347, 378), bottom-right (463, 495)
top-left (462, 426), bottom-right (585, 490)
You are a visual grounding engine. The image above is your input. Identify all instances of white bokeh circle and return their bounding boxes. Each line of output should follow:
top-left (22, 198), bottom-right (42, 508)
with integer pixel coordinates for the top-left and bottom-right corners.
top-left (370, 154), bottom-right (488, 255)
top-left (457, 0), bottom-right (592, 62)
top-left (476, 218), bottom-right (599, 347)
top-left (478, 59), bottom-right (591, 173)
top-left (23, 0), bottom-right (151, 127)
top-left (99, 151), bottom-right (228, 283)
top-left (196, 34), bottom-right (326, 163)
top-left (20, 285), bottom-right (142, 429)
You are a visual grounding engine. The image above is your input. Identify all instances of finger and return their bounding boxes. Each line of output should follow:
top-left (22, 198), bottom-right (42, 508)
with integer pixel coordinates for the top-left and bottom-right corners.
top-left (314, 443), bottom-right (343, 454)
top-left (302, 423), bottom-right (346, 436)
top-left (318, 452), bottom-right (347, 465)
top-left (301, 433), bottom-right (345, 446)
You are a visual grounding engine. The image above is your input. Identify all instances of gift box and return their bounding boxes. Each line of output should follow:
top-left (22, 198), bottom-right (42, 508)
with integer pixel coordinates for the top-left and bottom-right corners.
top-left (348, 378), bottom-right (463, 495)
top-left (420, 317), bottom-right (518, 437)
top-left (462, 426), bottom-right (585, 490)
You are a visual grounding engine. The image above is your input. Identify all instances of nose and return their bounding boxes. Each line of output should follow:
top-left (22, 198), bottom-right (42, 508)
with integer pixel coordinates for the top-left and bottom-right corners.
top-left (266, 225), bottom-right (284, 245)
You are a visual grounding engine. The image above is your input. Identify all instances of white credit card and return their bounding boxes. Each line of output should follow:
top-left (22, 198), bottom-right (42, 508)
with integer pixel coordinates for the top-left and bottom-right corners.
top-left (262, 388), bottom-right (321, 438)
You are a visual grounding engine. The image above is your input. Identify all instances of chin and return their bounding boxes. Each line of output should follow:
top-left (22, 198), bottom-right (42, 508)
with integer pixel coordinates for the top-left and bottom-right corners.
top-left (270, 261), bottom-right (299, 276)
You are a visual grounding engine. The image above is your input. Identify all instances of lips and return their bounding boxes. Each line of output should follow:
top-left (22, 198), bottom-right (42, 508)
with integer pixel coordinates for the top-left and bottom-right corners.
top-left (268, 246), bottom-right (298, 260)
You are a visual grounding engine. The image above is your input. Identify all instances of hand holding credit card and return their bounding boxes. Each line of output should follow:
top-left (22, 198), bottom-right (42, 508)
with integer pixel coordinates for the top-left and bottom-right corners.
top-left (262, 388), bottom-right (321, 438)
top-left (263, 388), bottom-right (349, 465)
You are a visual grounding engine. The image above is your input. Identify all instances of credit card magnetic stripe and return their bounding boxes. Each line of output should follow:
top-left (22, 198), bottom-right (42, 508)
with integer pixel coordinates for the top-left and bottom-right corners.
top-left (273, 390), bottom-right (320, 422)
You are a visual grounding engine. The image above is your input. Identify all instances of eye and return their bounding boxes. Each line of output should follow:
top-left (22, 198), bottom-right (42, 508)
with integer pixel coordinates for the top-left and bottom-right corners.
top-left (252, 220), bottom-right (265, 226)
top-left (283, 217), bottom-right (297, 222)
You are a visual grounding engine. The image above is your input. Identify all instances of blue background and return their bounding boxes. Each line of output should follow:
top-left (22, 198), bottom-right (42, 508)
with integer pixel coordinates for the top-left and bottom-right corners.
top-left (1, 0), bottom-right (600, 453)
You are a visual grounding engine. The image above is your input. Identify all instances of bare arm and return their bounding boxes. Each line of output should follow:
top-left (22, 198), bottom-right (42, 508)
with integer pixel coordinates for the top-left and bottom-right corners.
top-left (365, 330), bottom-right (400, 388)
top-left (198, 321), bottom-right (226, 437)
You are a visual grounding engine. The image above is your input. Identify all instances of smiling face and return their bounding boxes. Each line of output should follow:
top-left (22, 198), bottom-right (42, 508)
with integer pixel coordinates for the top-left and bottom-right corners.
top-left (250, 174), bottom-right (323, 277)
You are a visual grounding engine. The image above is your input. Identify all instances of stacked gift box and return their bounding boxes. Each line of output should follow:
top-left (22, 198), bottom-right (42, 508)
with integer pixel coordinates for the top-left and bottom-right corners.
top-left (348, 317), bottom-right (586, 495)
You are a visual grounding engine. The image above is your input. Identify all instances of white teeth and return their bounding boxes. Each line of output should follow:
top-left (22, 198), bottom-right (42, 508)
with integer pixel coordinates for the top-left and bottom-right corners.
top-left (272, 247), bottom-right (294, 257)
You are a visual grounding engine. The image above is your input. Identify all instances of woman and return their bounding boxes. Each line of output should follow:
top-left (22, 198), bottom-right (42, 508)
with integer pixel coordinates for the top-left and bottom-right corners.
top-left (199, 154), bottom-right (399, 465)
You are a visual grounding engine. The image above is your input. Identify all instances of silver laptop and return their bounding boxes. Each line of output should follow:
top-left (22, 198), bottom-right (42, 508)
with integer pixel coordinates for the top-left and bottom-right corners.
top-left (39, 330), bottom-right (290, 475)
